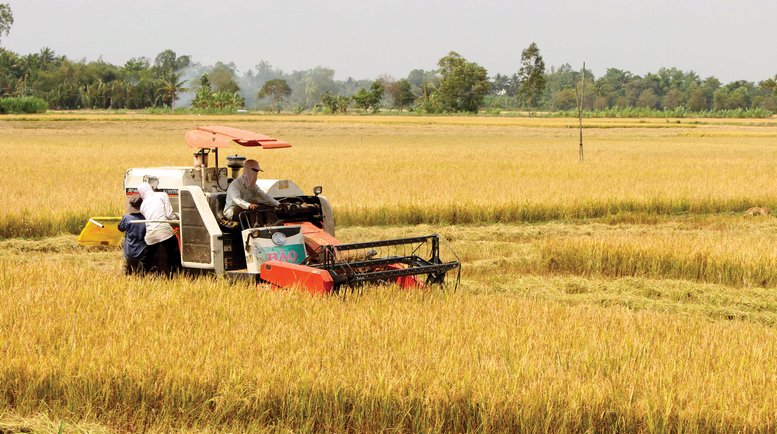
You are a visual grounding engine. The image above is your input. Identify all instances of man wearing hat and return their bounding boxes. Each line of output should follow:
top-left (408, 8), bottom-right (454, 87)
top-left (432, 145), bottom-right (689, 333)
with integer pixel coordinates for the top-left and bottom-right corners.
top-left (223, 159), bottom-right (281, 220)
top-left (118, 195), bottom-right (147, 275)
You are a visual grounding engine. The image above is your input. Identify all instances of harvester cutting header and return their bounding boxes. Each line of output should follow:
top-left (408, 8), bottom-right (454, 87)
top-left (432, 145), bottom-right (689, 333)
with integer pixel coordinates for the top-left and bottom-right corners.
top-left (80, 126), bottom-right (460, 293)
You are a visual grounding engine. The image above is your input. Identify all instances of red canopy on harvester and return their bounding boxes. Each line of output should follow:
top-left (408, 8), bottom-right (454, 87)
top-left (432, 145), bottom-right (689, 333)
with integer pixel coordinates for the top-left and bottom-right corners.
top-left (185, 125), bottom-right (292, 149)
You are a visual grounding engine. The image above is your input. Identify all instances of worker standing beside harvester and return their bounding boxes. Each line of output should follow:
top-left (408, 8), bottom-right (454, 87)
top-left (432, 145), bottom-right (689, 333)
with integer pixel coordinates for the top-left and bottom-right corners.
top-left (137, 182), bottom-right (181, 275)
top-left (223, 159), bottom-right (280, 220)
top-left (117, 196), bottom-right (146, 275)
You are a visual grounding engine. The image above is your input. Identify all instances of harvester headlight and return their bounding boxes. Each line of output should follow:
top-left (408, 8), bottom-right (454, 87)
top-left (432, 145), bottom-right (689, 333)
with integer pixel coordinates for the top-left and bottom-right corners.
top-left (313, 186), bottom-right (323, 196)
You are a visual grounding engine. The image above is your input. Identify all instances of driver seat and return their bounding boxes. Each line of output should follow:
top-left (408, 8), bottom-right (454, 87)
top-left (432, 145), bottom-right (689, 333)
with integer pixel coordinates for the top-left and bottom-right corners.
top-left (207, 193), bottom-right (238, 229)
top-left (205, 193), bottom-right (245, 270)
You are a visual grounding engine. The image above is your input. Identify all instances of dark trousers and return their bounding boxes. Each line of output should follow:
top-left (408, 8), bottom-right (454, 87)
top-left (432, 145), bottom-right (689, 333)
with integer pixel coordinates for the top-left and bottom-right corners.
top-left (124, 257), bottom-right (144, 275)
top-left (141, 236), bottom-right (182, 276)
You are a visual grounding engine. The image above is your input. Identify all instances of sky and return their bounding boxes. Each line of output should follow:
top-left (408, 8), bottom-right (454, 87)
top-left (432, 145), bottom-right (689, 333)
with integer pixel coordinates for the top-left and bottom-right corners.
top-left (4, 0), bottom-right (776, 83)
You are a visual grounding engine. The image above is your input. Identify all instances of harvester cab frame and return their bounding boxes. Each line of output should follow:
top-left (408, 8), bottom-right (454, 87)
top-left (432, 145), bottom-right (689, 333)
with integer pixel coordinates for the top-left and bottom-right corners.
top-left (79, 125), bottom-right (460, 294)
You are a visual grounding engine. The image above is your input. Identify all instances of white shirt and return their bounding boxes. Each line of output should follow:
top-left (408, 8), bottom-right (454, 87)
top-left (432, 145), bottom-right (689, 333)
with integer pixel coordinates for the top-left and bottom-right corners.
top-left (224, 176), bottom-right (280, 219)
top-left (139, 191), bottom-right (178, 245)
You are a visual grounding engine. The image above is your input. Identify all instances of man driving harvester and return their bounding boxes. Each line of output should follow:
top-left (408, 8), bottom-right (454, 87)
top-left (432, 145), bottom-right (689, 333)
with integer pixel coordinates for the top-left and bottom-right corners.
top-left (223, 159), bottom-right (281, 220)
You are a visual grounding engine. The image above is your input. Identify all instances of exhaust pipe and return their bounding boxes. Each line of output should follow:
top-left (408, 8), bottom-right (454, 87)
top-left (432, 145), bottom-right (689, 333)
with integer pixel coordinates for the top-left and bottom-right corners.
top-left (226, 155), bottom-right (246, 179)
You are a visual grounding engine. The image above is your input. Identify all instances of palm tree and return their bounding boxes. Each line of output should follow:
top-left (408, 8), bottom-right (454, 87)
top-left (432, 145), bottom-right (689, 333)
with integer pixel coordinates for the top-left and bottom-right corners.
top-left (157, 71), bottom-right (187, 109)
top-left (38, 47), bottom-right (55, 69)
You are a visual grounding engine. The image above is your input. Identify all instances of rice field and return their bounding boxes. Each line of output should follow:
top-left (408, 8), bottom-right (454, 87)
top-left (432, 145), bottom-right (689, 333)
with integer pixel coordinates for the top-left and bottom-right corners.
top-left (2, 113), bottom-right (777, 432)
top-left (2, 114), bottom-right (777, 237)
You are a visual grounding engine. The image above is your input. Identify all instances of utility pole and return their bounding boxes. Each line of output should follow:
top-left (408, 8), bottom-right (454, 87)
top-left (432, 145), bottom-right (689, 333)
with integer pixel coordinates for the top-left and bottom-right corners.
top-left (577, 62), bottom-right (585, 163)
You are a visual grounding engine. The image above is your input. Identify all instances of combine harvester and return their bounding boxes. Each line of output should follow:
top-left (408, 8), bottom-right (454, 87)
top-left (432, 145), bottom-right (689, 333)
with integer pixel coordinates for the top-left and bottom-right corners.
top-left (79, 126), bottom-right (460, 293)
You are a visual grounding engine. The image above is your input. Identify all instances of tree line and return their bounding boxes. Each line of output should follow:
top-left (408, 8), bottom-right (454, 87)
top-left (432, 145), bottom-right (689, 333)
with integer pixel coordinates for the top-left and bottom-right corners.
top-left (2, 43), bottom-right (773, 116)
top-left (0, 0), bottom-right (774, 117)
top-left (0, 2), bottom-right (774, 116)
